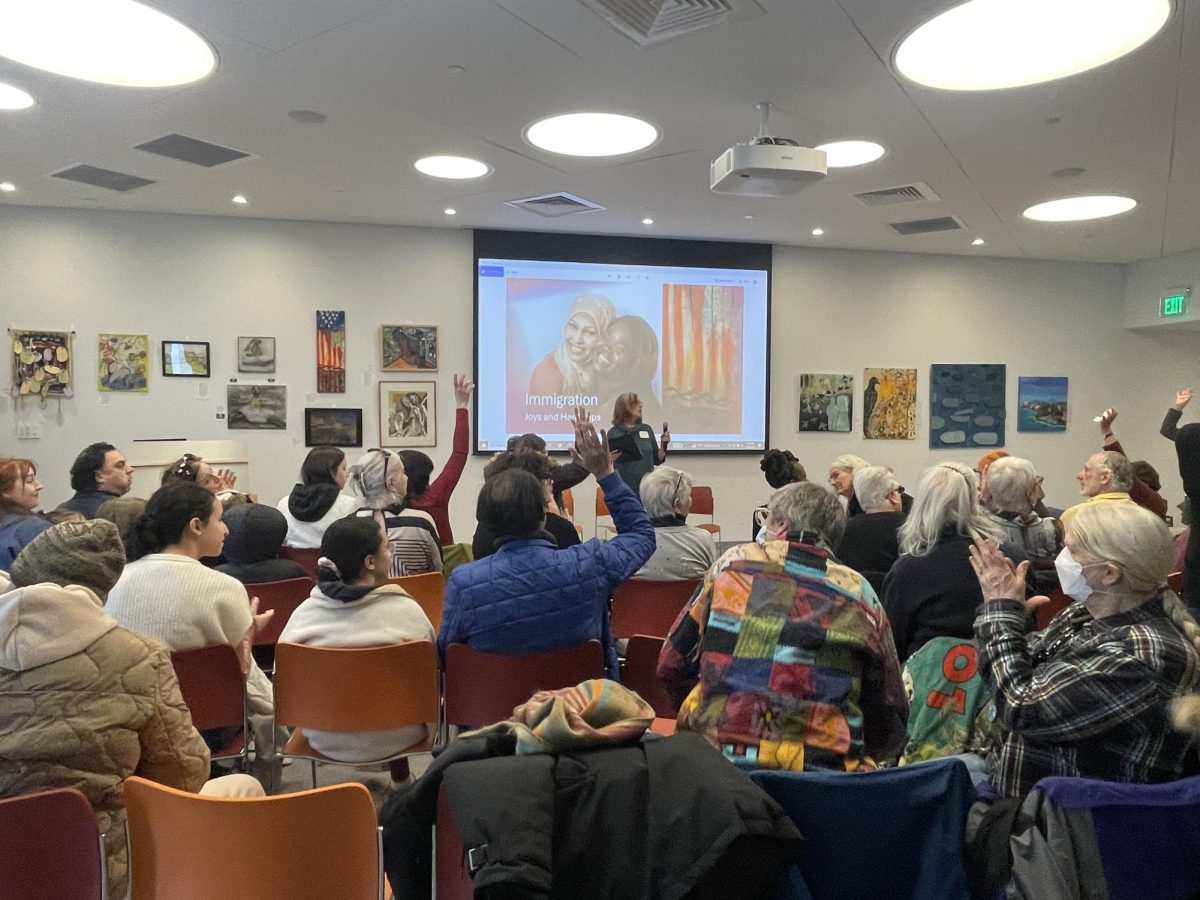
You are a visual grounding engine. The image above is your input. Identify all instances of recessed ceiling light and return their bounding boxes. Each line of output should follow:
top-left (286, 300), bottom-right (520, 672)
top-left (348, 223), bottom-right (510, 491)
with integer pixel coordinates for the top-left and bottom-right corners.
top-left (444, 207), bottom-right (457, 216)
top-left (972, 237), bottom-right (985, 245)
top-left (231, 194), bottom-right (247, 205)
top-left (0, 0), bottom-right (217, 87)
top-left (0, 182), bottom-right (15, 192)
top-left (894, 0), bottom-right (1172, 91)
top-left (0, 81), bottom-right (34, 110)
top-left (811, 227), bottom-right (825, 237)
top-left (414, 155), bottom-right (490, 179)
top-left (815, 140), bottom-right (886, 168)
top-left (525, 112), bottom-right (658, 157)
top-left (1023, 195), bottom-right (1136, 222)
top-left (641, 217), bottom-right (654, 225)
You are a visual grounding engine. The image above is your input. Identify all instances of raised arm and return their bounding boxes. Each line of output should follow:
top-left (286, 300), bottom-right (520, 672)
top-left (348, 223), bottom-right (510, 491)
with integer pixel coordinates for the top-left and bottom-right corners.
top-left (1162, 389), bottom-right (1191, 441)
top-left (422, 375), bottom-right (473, 505)
top-left (1099, 408), bottom-right (1167, 518)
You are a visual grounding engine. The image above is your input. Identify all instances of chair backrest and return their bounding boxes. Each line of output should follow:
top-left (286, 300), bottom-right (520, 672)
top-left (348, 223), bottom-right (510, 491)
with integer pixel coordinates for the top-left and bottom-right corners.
top-left (169, 644), bottom-right (246, 732)
top-left (443, 640), bottom-right (606, 728)
top-left (689, 485), bottom-right (715, 518)
top-left (384, 572), bottom-right (446, 631)
top-left (750, 759), bottom-right (974, 900)
top-left (621, 634), bottom-right (677, 718)
top-left (279, 546), bottom-right (322, 580)
top-left (1035, 588), bottom-right (1071, 630)
top-left (122, 776), bottom-right (381, 899)
top-left (273, 641), bottom-right (439, 732)
top-left (0, 788), bottom-right (105, 900)
top-left (561, 487), bottom-right (575, 520)
top-left (249, 576), bottom-right (314, 646)
top-left (611, 578), bottom-right (701, 639)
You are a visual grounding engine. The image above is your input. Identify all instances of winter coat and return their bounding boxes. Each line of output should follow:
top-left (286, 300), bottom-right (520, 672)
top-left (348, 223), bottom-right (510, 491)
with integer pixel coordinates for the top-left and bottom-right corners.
top-left (0, 512), bottom-right (52, 570)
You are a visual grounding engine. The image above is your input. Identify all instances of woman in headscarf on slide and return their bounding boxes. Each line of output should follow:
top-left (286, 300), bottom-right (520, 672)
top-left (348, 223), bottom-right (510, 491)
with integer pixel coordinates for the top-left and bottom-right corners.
top-left (529, 294), bottom-right (616, 396)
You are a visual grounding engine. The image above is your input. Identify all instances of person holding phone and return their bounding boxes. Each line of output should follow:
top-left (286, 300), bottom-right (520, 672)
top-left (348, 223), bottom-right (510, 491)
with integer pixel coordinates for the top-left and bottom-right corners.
top-left (608, 392), bottom-right (669, 494)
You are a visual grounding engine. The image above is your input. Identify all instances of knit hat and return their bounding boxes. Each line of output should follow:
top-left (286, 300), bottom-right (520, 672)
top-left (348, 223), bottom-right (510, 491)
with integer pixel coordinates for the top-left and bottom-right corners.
top-left (9, 519), bottom-right (126, 601)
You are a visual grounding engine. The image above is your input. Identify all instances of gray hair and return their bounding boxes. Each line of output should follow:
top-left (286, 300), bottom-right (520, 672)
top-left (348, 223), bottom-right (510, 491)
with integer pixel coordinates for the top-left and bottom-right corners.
top-left (766, 481), bottom-right (846, 548)
top-left (1094, 450), bottom-right (1134, 492)
top-left (986, 456), bottom-right (1037, 513)
top-left (852, 466), bottom-right (898, 511)
top-left (829, 454), bottom-right (870, 473)
top-left (640, 466), bottom-right (692, 518)
top-left (348, 449), bottom-right (405, 510)
top-left (899, 462), bottom-right (1000, 557)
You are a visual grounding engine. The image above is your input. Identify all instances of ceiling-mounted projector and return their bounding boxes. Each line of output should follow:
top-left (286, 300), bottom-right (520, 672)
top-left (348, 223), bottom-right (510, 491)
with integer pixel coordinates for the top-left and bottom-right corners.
top-left (710, 102), bottom-right (827, 197)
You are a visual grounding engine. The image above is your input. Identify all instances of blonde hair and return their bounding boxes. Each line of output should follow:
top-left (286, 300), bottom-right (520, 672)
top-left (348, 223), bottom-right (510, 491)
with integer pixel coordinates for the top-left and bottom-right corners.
top-left (1065, 503), bottom-right (1172, 595)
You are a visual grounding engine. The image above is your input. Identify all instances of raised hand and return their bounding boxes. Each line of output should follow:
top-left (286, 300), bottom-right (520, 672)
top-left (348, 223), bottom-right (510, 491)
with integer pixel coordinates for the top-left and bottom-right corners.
top-left (1097, 407), bottom-right (1117, 434)
top-left (216, 467), bottom-right (237, 491)
top-left (454, 373), bottom-right (475, 408)
top-left (569, 406), bottom-right (615, 479)
top-left (968, 535), bottom-right (1049, 609)
top-left (1175, 388), bottom-right (1193, 410)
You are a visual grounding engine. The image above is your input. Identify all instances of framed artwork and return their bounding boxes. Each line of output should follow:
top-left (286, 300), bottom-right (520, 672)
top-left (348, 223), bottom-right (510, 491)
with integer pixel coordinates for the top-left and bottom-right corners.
top-left (378, 381), bottom-right (436, 448)
top-left (797, 373), bottom-right (853, 432)
top-left (317, 310), bottom-right (346, 393)
top-left (304, 407), bottom-right (364, 447)
top-left (227, 384), bottom-right (287, 430)
top-left (863, 367), bottom-right (917, 439)
top-left (10, 329), bottom-right (73, 398)
top-left (161, 340), bottom-right (210, 378)
top-left (381, 325), bottom-right (439, 371)
top-left (1017, 376), bottom-right (1068, 432)
top-left (237, 336), bottom-right (276, 373)
top-left (98, 333), bottom-right (149, 392)
top-left (929, 363), bottom-right (1006, 448)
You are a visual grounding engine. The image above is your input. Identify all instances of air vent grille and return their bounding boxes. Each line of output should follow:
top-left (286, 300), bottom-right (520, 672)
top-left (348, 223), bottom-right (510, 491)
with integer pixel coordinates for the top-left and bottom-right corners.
top-left (135, 133), bottom-right (251, 168)
top-left (579, 0), bottom-right (764, 46)
top-left (889, 216), bottom-right (963, 236)
top-left (51, 164), bottom-right (155, 192)
top-left (853, 182), bottom-right (940, 207)
top-left (505, 192), bottom-right (606, 218)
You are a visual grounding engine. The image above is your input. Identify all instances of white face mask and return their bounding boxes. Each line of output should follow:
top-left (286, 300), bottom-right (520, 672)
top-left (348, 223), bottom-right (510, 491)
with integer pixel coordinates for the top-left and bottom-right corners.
top-left (1055, 546), bottom-right (1103, 602)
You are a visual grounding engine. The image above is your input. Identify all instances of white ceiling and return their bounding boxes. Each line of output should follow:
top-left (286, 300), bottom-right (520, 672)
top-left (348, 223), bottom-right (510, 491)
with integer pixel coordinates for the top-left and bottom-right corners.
top-left (1, 0), bottom-right (1196, 263)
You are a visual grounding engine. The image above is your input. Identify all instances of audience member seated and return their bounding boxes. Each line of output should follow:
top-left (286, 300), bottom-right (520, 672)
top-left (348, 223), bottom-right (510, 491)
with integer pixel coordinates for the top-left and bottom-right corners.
top-left (472, 449), bottom-right (580, 559)
top-left (827, 453), bottom-right (871, 516)
top-left (836, 465), bottom-right (905, 588)
top-left (1093, 406), bottom-right (1167, 518)
top-left (1161, 388), bottom-right (1200, 611)
top-left (969, 503), bottom-right (1200, 797)
top-left (981, 457), bottom-right (1063, 578)
top-left (753, 448), bottom-right (806, 538)
top-left (508, 432), bottom-right (588, 514)
top-left (277, 446), bottom-right (359, 549)
top-left (0, 457), bottom-right (51, 570)
top-left (0, 522), bottom-right (262, 899)
top-left (349, 449), bottom-right (441, 576)
top-left (95, 496), bottom-right (148, 561)
top-left (161, 452), bottom-right (237, 494)
top-left (658, 481), bottom-right (907, 771)
top-left (634, 466), bottom-right (716, 580)
top-left (217, 504), bottom-right (308, 584)
top-left (401, 374), bottom-right (473, 545)
top-left (57, 442), bottom-right (136, 518)
top-left (1060, 448), bottom-right (1141, 528)
top-left (440, 410), bottom-right (654, 679)
top-left (278, 516), bottom-right (435, 771)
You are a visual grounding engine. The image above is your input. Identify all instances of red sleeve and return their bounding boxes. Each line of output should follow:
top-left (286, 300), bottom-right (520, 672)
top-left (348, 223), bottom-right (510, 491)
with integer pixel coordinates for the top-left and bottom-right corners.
top-left (1104, 436), bottom-right (1168, 519)
top-left (422, 407), bottom-right (469, 507)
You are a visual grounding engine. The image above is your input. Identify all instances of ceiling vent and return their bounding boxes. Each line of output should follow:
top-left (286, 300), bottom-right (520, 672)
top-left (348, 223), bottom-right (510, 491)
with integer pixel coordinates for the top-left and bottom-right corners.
top-left (579, 0), bottom-right (765, 46)
top-left (889, 216), bottom-right (963, 236)
top-left (853, 182), bottom-right (940, 208)
top-left (134, 133), bottom-right (252, 167)
top-left (505, 192), bottom-right (606, 218)
top-left (51, 164), bottom-right (155, 192)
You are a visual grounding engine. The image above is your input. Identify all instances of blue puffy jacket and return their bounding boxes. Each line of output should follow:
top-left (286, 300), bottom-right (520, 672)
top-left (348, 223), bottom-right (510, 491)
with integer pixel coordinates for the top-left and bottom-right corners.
top-left (438, 472), bottom-right (655, 678)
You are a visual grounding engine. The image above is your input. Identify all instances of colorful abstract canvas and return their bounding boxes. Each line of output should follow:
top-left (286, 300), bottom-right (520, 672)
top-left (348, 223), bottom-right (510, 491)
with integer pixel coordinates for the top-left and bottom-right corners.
top-left (316, 310), bottom-right (346, 393)
top-left (382, 325), bottom-right (438, 371)
top-left (1017, 376), bottom-right (1067, 432)
top-left (863, 368), bottom-right (917, 439)
top-left (929, 364), bottom-right (1006, 448)
top-left (10, 330), bottom-right (72, 398)
top-left (797, 373), bottom-right (853, 432)
top-left (98, 334), bottom-right (149, 392)
top-left (661, 284), bottom-right (743, 434)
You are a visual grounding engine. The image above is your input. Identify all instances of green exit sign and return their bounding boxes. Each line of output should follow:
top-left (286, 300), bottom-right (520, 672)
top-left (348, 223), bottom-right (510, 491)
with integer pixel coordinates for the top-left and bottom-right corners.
top-left (1161, 289), bottom-right (1190, 318)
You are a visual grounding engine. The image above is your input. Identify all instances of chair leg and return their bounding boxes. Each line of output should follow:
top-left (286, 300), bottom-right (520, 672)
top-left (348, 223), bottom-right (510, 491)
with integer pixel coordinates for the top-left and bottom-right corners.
top-left (310, 759), bottom-right (318, 789)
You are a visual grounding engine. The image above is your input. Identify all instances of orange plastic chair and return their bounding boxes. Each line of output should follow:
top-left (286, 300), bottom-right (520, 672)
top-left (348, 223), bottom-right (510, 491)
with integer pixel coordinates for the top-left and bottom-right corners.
top-left (1035, 588), bottom-right (1072, 630)
top-left (170, 644), bottom-right (247, 766)
top-left (1168, 571), bottom-right (1183, 596)
top-left (122, 776), bottom-right (383, 900)
top-left (621, 634), bottom-right (678, 719)
top-left (689, 485), bottom-right (722, 538)
top-left (443, 640), bottom-right (606, 729)
top-left (611, 577), bottom-right (701, 639)
top-left (0, 788), bottom-right (106, 900)
top-left (250, 576), bottom-right (314, 647)
top-left (279, 546), bottom-right (322, 580)
top-left (595, 488), bottom-right (617, 538)
top-left (561, 487), bottom-right (575, 520)
top-left (273, 641), bottom-right (439, 787)
top-left (384, 571), bottom-right (445, 631)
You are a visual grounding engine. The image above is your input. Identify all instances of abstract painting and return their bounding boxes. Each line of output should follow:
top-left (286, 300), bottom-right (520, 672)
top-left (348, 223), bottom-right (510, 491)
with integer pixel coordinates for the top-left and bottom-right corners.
top-left (863, 367), bottom-right (917, 439)
top-left (379, 381), bottom-right (436, 448)
top-left (316, 310), bottom-right (346, 393)
top-left (161, 341), bottom-right (210, 377)
top-left (929, 364), bottom-right (1006, 448)
top-left (238, 336), bottom-right (276, 374)
top-left (227, 384), bottom-right (287, 430)
top-left (304, 407), bottom-right (363, 447)
top-left (797, 373), bottom-right (853, 432)
top-left (661, 284), bottom-right (743, 434)
top-left (1017, 376), bottom-right (1067, 432)
top-left (10, 329), bottom-right (72, 398)
top-left (98, 333), bottom-right (149, 392)
top-left (381, 325), bottom-right (438, 371)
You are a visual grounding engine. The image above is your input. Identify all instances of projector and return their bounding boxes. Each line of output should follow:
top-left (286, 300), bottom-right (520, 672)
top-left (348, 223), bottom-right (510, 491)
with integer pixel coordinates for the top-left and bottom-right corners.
top-left (710, 141), bottom-right (827, 197)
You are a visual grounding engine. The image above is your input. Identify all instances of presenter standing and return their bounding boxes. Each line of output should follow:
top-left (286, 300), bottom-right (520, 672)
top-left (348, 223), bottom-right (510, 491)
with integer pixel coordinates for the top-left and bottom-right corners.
top-left (608, 392), bottom-right (669, 494)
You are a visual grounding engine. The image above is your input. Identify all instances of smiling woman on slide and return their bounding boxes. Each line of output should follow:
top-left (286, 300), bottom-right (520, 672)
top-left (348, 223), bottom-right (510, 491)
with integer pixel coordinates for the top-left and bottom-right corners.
top-left (528, 293), bottom-right (615, 396)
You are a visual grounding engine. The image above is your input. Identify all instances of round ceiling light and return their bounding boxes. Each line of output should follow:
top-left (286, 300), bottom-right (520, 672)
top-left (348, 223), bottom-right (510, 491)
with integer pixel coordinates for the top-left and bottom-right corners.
top-left (895, 0), bottom-right (1172, 91)
top-left (0, 81), bottom-right (35, 110)
top-left (0, 0), bottom-right (216, 87)
top-left (413, 155), bottom-right (491, 179)
top-left (815, 140), bottom-right (886, 168)
top-left (1022, 195), bottom-right (1137, 222)
top-left (525, 112), bottom-right (658, 157)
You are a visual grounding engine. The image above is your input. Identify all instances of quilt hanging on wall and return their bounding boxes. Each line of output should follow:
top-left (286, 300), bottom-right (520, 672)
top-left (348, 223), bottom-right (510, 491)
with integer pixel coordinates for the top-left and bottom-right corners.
top-left (929, 363), bottom-right (1006, 449)
top-left (11, 329), bottom-right (73, 398)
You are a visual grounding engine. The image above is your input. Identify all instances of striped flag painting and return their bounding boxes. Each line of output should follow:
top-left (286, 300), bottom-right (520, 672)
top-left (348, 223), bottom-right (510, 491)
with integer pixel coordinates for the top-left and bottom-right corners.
top-left (316, 309), bottom-right (346, 393)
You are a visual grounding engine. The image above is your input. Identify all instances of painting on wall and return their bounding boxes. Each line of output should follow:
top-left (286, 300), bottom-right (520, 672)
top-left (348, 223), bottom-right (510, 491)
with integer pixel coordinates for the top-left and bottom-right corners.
top-left (304, 407), bottom-right (363, 447)
top-left (227, 384), bottom-right (287, 430)
top-left (316, 310), bottom-right (346, 393)
top-left (1017, 376), bottom-right (1068, 432)
top-left (862, 367), bottom-right (917, 439)
top-left (10, 329), bottom-right (73, 398)
top-left (238, 336), bottom-right (276, 374)
top-left (381, 325), bottom-right (438, 371)
top-left (929, 363), bottom-right (1006, 449)
top-left (98, 333), bottom-right (149, 392)
top-left (378, 381), bottom-right (436, 448)
top-left (161, 340), bottom-right (210, 377)
top-left (797, 373), bottom-right (853, 432)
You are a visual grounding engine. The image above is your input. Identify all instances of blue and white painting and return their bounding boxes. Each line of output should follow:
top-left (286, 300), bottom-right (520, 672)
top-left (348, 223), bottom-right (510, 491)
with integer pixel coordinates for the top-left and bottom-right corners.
top-left (1017, 376), bottom-right (1067, 432)
top-left (929, 364), bottom-right (1005, 449)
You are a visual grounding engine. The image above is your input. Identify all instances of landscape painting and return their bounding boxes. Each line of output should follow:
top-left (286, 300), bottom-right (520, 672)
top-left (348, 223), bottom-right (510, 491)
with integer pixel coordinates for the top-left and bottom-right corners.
top-left (304, 407), bottom-right (363, 447)
top-left (862, 367), bottom-right (917, 439)
top-left (1017, 376), bottom-right (1067, 432)
top-left (797, 373), bottom-right (853, 432)
top-left (929, 363), bottom-right (1006, 448)
top-left (227, 384), bottom-right (287, 430)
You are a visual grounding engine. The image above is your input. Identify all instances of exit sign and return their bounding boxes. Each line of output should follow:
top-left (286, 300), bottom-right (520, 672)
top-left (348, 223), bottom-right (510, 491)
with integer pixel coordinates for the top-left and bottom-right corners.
top-left (1161, 289), bottom-right (1190, 318)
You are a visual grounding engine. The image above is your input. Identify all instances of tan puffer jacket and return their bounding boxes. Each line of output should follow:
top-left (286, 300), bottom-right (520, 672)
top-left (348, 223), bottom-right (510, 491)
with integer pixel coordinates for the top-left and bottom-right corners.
top-left (0, 576), bottom-right (210, 895)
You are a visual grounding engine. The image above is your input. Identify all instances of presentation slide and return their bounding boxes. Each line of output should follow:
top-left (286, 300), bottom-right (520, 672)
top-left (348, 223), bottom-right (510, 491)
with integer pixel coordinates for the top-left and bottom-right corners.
top-left (476, 257), bottom-right (769, 452)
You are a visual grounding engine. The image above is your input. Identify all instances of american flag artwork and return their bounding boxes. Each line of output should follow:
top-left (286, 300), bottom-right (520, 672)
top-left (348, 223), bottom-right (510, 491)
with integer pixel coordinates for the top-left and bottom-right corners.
top-left (316, 309), bottom-right (346, 393)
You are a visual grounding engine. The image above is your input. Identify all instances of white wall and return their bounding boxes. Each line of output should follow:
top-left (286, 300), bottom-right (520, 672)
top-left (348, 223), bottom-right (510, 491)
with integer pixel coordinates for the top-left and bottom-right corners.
top-left (2, 205), bottom-right (1195, 543)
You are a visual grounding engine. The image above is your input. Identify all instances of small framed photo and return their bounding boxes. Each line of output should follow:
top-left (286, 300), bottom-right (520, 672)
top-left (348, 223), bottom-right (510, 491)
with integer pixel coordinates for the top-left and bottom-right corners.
top-left (379, 381), bottom-right (436, 448)
top-left (161, 340), bottom-right (210, 378)
top-left (304, 407), bottom-right (364, 447)
top-left (381, 325), bottom-right (438, 371)
top-left (238, 336), bottom-right (276, 373)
